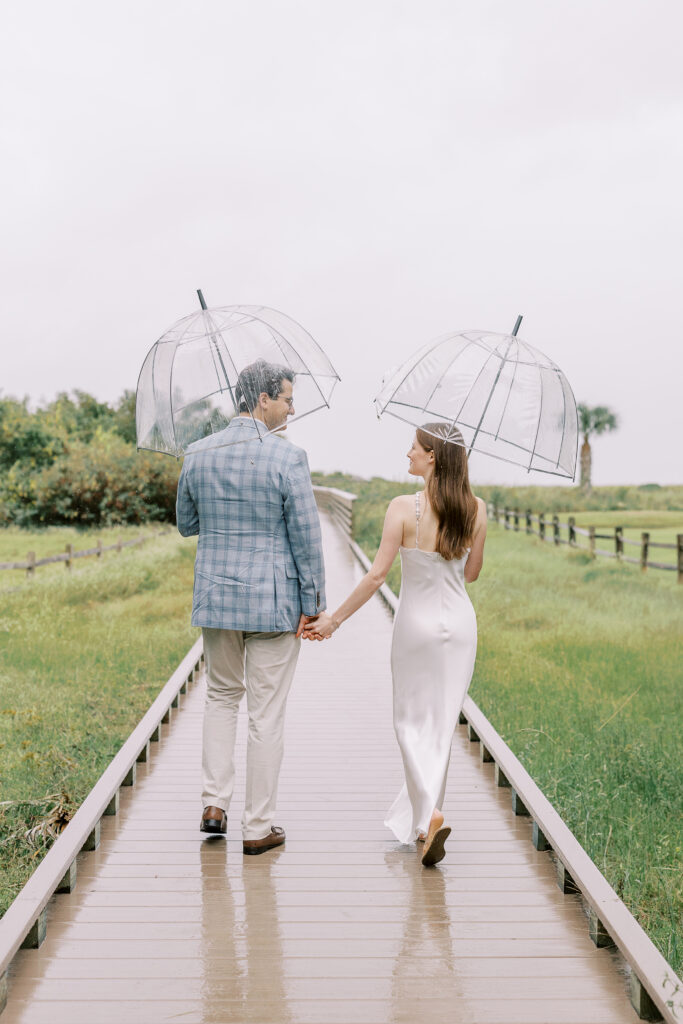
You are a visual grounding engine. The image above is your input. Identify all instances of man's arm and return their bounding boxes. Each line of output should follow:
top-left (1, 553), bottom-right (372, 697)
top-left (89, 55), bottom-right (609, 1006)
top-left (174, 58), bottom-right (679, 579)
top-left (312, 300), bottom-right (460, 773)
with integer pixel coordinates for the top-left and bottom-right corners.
top-left (283, 448), bottom-right (325, 616)
top-left (176, 461), bottom-right (199, 537)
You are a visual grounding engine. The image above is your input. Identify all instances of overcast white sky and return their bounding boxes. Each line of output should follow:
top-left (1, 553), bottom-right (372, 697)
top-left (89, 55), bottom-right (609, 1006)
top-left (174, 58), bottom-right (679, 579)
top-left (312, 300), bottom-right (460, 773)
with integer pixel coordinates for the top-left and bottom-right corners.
top-left (1, 1), bottom-right (682, 485)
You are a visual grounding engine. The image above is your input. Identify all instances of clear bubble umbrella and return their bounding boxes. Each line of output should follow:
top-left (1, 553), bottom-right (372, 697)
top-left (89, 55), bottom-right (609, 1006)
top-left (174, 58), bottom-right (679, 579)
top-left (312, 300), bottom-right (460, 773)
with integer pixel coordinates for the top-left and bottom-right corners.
top-left (374, 316), bottom-right (578, 479)
top-left (136, 291), bottom-right (340, 457)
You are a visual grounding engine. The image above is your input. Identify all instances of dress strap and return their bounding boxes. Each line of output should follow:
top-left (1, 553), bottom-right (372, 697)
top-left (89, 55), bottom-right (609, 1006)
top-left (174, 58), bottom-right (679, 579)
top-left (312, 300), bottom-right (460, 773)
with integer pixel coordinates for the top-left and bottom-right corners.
top-left (415, 492), bottom-right (421, 549)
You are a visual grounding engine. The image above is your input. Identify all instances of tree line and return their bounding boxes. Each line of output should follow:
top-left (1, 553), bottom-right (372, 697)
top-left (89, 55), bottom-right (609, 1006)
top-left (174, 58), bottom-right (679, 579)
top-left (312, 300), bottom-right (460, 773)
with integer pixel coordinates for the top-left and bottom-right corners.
top-left (0, 391), bottom-right (179, 528)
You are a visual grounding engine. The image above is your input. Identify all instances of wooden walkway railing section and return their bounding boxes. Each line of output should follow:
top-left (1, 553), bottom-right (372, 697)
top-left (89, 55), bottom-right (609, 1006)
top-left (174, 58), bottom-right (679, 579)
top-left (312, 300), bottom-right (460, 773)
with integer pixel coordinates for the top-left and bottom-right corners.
top-left (0, 531), bottom-right (170, 579)
top-left (485, 505), bottom-right (683, 581)
top-left (315, 485), bottom-right (683, 1023)
top-left (0, 641), bottom-right (204, 1015)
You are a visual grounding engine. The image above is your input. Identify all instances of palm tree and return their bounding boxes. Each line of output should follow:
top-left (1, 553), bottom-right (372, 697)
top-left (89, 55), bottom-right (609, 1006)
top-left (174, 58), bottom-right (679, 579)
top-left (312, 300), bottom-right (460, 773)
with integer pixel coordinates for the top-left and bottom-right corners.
top-left (578, 404), bottom-right (618, 491)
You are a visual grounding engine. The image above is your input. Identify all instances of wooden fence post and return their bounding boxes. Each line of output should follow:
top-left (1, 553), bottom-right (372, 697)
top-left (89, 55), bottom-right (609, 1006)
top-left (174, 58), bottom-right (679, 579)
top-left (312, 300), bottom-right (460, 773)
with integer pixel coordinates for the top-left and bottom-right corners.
top-left (589, 526), bottom-right (596, 558)
top-left (96, 538), bottom-right (103, 559)
top-left (568, 517), bottom-right (576, 546)
top-left (117, 536), bottom-right (123, 554)
top-left (538, 513), bottom-right (546, 541)
top-left (26, 552), bottom-right (35, 579)
top-left (525, 509), bottom-right (532, 535)
top-left (513, 508), bottom-right (520, 532)
top-left (65, 544), bottom-right (73, 571)
top-left (552, 515), bottom-right (560, 545)
top-left (615, 526), bottom-right (624, 561)
top-left (640, 532), bottom-right (649, 573)
top-left (678, 534), bottom-right (683, 584)
top-left (504, 508), bottom-right (510, 530)
top-left (492, 504), bottom-right (499, 524)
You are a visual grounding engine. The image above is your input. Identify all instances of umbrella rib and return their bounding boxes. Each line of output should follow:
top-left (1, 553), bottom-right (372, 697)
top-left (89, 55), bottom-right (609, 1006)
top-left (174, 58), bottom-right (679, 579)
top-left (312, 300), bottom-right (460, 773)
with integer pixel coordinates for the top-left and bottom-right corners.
top-left (555, 366), bottom-right (567, 470)
top-left (204, 309), bottom-right (239, 411)
top-left (493, 339), bottom-right (522, 440)
top-left (241, 308), bottom-right (336, 412)
top-left (170, 310), bottom-right (214, 457)
top-left (465, 337), bottom-right (514, 455)
top-left (377, 335), bottom-right (452, 412)
top-left (527, 359), bottom-right (546, 471)
top-left (450, 337), bottom-right (506, 426)
top-left (166, 344), bottom-right (179, 457)
top-left (419, 341), bottom-right (473, 418)
top-left (247, 304), bottom-right (341, 379)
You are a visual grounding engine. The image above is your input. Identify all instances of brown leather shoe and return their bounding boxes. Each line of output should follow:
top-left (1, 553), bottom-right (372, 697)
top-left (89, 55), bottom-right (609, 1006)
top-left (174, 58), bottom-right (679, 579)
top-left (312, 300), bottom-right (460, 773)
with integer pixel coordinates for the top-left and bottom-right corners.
top-left (243, 826), bottom-right (285, 855)
top-left (200, 806), bottom-right (227, 834)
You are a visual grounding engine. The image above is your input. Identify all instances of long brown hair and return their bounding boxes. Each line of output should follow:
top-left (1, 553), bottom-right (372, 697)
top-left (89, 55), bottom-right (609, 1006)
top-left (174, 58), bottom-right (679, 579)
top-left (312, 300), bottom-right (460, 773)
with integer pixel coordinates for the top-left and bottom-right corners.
top-left (416, 422), bottom-right (477, 560)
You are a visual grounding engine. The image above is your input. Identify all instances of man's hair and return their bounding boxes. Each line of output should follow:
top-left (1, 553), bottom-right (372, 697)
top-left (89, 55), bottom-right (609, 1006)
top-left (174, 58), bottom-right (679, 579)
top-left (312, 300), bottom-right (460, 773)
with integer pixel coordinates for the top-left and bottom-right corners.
top-left (235, 360), bottom-right (294, 413)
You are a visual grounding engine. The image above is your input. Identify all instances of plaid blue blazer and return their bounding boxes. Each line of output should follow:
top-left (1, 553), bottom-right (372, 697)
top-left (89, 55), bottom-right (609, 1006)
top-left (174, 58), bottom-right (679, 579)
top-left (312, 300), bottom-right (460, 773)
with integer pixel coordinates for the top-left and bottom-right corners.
top-left (176, 417), bottom-right (325, 632)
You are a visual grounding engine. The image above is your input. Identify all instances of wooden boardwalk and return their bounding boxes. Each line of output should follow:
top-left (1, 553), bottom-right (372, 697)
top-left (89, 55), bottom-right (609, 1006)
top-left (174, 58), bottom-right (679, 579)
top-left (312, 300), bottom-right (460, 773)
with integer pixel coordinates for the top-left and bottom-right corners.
top-left (4, 513), bottom-right (641, 1023)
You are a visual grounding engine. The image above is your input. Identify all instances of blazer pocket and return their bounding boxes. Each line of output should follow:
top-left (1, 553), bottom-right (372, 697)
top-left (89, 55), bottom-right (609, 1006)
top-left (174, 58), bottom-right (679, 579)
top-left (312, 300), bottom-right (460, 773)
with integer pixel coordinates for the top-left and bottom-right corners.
top-left (286, 565), bottom-right (299, 580)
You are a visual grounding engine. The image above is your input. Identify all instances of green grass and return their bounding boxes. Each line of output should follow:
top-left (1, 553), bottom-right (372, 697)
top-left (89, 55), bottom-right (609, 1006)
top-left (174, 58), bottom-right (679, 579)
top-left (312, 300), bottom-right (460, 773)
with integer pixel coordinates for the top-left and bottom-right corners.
top-left (476, 483), bottom-right (683, 514)
top-left (313, 472), bottom-right (683, 975)
top-left (0, 525), bottom-right (169, 586)
top-left (0, 532), bottom-right (199, 916)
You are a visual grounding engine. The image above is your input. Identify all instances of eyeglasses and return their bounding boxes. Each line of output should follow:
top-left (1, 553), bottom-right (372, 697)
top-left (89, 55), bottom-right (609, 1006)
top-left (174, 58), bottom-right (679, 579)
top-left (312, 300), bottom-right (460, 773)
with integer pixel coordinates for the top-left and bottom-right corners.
top-left (280, 395), bottom-right (294, 408)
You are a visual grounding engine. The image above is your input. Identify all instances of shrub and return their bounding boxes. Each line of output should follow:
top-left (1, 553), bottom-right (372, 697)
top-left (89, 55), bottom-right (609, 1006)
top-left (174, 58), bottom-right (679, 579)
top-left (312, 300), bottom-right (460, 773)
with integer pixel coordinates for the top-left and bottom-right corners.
top-left (0, 431), bottom-right (180, 528)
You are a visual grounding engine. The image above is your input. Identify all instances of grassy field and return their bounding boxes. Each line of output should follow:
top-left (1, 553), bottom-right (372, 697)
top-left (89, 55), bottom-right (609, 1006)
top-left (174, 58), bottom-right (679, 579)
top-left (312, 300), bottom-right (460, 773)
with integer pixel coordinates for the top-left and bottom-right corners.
top-left (313, 472), bottom-right (683, 975)
top-left (0, 531), bottom-right (198, 916)
top-left (476, 483), bottom-right (683, 515)
top-left (0, 525), bottom-right (170, 587)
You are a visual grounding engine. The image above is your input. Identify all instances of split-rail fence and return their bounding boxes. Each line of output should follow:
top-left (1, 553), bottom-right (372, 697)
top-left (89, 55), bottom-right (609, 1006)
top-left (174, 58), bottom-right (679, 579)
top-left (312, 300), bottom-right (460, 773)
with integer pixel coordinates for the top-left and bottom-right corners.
top-left (487, 505), bottom-right (683, 581)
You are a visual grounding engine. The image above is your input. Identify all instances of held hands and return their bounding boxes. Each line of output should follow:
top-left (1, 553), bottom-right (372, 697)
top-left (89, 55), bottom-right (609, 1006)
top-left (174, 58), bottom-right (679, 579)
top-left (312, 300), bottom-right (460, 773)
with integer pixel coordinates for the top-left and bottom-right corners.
top-left (301, 612), bottom-right (338, 641)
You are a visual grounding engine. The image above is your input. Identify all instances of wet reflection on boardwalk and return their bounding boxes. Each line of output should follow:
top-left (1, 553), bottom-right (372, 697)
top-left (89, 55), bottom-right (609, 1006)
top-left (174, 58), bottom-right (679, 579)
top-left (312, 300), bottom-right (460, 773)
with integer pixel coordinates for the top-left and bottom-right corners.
top-left (5, 514), bottom-right (640, 1023)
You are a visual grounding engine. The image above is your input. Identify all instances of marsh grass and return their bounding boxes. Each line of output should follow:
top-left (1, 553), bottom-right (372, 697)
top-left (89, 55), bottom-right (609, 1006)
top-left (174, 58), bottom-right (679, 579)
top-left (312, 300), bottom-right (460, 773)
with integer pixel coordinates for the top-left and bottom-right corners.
top-left (0, 533), bottom-right (198, 915)
top-left (312, 472), bottom-right (683, 974)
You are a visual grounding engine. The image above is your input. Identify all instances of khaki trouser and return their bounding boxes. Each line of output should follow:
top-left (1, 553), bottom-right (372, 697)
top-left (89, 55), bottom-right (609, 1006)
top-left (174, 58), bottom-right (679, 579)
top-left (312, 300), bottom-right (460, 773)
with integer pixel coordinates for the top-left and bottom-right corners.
top-left (201, 627), bottom-right (300, 840)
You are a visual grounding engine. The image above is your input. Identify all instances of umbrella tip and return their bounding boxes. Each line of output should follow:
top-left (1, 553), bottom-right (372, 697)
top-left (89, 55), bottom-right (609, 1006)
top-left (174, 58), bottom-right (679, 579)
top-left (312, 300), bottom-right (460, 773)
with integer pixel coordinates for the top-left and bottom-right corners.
top-left (512, 314), bottom-right (523, 336)
top-left (197, 289), bottom-right (207, 310)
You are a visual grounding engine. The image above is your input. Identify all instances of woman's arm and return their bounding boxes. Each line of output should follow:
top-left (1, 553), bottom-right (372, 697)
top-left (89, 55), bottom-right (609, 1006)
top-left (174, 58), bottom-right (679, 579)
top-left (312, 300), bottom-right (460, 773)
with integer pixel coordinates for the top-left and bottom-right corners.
top-left (464, 497), bottom-right (487, 583)
top-left (303, 497), bottom-right (405, 639)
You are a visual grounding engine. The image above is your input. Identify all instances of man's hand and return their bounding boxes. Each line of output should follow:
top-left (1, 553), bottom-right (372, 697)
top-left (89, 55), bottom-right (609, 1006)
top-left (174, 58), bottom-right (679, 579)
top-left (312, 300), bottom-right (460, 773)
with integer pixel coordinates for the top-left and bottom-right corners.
top-left (296, 613), bottom-right (318, 638)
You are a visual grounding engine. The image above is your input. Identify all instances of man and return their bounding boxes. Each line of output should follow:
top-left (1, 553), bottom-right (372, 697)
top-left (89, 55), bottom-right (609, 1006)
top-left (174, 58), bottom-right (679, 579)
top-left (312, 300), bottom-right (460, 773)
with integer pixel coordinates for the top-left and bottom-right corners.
top-left (176, 359), bottom-right (325, 854)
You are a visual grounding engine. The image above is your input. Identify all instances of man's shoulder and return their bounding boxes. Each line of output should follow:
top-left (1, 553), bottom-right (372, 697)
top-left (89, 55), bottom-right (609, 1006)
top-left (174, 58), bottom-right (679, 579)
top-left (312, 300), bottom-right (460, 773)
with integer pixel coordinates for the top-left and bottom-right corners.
top-left (264, 435), bottom-right (308, 467)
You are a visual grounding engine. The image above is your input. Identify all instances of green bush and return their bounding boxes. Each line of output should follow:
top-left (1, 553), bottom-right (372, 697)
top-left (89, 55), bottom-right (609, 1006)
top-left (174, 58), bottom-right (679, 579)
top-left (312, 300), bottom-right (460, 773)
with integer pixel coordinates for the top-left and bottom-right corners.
top-left (0, 431), bottom-right (179, 528)
top-left (0, 391), bottom-right (178, 527)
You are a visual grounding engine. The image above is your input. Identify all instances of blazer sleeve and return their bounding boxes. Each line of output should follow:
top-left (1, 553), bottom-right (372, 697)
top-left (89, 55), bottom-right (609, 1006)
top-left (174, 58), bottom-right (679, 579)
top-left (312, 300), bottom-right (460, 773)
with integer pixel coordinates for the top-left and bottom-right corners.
top-left (283, 448), bottom-right (326, 616)
top-left (176, 461), bottom-right (199, 537)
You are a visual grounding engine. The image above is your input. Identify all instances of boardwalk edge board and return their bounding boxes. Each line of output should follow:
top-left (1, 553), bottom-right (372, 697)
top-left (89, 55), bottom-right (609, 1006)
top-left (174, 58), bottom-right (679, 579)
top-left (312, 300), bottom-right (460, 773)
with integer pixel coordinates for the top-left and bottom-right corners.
top-left (313, 485), bottom-right (682, 1024)
top-left (0, 639), bottom-right (205, 1014)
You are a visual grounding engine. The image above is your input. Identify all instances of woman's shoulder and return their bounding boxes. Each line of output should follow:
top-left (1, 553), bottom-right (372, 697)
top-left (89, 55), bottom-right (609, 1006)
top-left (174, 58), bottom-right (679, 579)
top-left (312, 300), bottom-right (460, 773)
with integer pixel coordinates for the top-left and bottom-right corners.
top-left (472, 495), bottom-right (488, 530)
top-left (388, 493), bottom-right (420, 511)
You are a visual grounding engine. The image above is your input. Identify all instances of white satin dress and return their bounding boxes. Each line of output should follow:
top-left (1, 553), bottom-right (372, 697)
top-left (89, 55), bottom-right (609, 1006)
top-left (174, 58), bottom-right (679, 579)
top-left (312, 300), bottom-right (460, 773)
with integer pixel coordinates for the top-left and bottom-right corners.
top-left (384, 494), bottom-right (478, 844)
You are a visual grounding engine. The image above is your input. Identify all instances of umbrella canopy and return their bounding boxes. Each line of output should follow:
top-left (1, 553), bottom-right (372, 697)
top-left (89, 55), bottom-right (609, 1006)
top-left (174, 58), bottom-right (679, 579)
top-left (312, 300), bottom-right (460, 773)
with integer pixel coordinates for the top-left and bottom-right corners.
top-left (374, 322), bottom-right (578, 479)
top-left (136, 294), bottom-right (340, 457)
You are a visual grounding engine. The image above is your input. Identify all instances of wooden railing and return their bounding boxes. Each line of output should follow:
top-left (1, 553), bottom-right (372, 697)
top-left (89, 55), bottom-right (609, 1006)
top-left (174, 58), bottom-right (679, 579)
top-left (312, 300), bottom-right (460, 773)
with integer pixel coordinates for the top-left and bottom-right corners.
top-left (314, 485), bottom-right (682, 1024)
top-left (488, 505), bottom-right (683, 582)
top-left (0, 640), bottom-right (205, 1014)
top-left (0, 529), bottom-right (170, 579)
top-left (311, 484), bottom-right (355, 537)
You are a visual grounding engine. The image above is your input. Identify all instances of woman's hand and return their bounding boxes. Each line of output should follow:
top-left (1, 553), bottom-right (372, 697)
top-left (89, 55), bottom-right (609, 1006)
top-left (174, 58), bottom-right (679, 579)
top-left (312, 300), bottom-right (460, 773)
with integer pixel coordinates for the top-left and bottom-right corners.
top-left (302, 612), bottom-right (338, 640)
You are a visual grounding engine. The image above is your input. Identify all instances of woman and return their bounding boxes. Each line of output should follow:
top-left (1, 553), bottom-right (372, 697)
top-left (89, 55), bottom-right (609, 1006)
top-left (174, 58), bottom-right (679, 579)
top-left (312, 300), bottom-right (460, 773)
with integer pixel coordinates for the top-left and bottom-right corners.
top-left (304, 422), bottom-right (487, 866)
